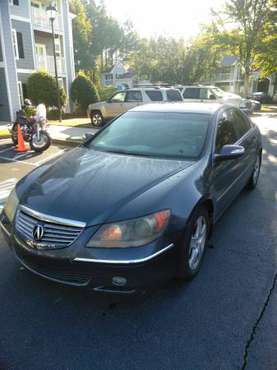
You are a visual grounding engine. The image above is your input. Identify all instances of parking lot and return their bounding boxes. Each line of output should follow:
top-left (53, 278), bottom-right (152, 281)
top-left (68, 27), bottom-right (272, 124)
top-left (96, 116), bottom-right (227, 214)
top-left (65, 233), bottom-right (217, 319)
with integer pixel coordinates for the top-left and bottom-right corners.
top-left (0, 114), bottom-right (277, 370)
top-left (0, 140), bottom-right (68, 208)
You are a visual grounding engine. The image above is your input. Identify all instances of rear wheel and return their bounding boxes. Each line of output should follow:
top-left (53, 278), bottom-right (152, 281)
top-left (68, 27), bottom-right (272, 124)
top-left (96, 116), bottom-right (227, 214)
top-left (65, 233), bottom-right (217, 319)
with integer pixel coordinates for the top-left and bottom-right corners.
top-left (246, 153), bottom-right (261, 190)
top-left (90, 111), bottom-right (103, 127)
top-left (177, 206), bottom-right (210, 280)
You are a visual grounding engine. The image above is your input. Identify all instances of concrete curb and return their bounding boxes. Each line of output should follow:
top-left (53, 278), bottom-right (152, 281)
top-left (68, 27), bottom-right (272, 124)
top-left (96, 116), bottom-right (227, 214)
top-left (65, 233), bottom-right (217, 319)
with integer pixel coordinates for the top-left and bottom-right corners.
top-left (52, 138), bottom-right (82, 147)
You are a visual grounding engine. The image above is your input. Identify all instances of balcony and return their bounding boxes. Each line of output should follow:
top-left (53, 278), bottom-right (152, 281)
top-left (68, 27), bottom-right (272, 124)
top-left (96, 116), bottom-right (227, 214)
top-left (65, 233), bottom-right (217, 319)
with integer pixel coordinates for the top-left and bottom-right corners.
top-left (31, 7), bottom-right (63, 33)
top-left (213, 71), bottom-right (235, 82)
top-left (36, 55), bottom-right (66, 76)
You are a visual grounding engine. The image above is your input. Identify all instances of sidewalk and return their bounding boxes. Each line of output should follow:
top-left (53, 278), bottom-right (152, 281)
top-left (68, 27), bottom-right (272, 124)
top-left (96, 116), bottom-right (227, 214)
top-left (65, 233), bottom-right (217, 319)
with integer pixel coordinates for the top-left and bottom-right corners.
top-left (48, 124), bottom-right (98, 145)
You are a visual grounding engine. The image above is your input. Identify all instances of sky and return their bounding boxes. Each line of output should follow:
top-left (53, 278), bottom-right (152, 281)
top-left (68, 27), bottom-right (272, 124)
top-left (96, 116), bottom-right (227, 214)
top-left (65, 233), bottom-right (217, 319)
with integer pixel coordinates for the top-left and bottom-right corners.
top-left (101, 0), bottom-right (225, 39)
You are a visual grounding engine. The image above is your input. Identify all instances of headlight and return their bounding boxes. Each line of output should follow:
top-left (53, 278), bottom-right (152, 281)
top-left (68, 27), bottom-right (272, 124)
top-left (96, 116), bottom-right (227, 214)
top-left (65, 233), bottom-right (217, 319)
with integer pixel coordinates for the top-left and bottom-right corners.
top-left (3, 188), bottom-right (19, 222)
top-left (87, 210), bottom-right (171, 248)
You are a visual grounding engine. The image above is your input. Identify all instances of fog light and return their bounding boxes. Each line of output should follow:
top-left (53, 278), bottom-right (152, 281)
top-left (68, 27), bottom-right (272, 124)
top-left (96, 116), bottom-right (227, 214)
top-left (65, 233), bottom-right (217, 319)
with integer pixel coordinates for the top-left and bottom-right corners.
top-left (112, 276), bottom-right (127, 287)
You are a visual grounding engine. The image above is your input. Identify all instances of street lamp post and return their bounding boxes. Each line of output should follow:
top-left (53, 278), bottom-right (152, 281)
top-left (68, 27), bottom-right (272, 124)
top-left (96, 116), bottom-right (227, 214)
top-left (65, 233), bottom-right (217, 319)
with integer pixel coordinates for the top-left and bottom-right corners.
top-left (46, 3), bottom-right (62, 122)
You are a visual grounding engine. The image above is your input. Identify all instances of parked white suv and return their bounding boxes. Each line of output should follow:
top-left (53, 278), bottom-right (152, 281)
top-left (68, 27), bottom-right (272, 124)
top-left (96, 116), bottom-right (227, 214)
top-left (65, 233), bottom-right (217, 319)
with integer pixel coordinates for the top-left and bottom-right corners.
top-left (87, 87), bottom-right (183, 126)
top-left (180, 85), bottom-right (253, 113)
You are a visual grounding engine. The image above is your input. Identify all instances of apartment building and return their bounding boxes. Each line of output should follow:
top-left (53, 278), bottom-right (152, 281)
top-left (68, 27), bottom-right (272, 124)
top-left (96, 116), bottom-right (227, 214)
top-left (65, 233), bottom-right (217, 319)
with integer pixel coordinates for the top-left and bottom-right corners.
top-left (0, 0), bottom-right (75, 122)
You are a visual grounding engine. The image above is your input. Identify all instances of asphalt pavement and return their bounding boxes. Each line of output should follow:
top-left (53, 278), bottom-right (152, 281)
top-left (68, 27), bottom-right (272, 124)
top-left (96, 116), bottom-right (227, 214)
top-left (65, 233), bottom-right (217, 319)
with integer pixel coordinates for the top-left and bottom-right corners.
top-left (0, 114), bottom-right (276, 370)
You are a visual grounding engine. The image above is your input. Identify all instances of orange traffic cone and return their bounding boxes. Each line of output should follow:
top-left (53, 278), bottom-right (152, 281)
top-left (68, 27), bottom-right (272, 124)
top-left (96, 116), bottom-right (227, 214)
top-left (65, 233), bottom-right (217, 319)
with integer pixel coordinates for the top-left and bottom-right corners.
top-left (16, 124), bottom-right (27, 152)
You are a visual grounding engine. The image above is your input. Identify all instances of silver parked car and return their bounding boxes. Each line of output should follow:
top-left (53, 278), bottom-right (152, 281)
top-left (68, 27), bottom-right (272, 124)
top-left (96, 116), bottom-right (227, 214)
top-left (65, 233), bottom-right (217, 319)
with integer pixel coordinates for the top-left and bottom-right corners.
top-left (180, 85), bottom-right (255, 114)
top-left (87, 87), bottom-right (183, 126)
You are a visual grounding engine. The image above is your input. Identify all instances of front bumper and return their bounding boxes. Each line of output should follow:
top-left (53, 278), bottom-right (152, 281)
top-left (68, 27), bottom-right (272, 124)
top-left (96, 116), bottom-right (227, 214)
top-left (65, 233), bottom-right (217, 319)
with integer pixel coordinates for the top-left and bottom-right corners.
top-left (1, 212), bottom-right (178, 293)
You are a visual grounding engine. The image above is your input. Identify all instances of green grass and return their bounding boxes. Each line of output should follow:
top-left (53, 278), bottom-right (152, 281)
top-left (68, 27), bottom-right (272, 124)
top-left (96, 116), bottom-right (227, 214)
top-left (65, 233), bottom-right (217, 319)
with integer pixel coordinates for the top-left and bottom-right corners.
top-left (48, 118), bottom-right (91, 128)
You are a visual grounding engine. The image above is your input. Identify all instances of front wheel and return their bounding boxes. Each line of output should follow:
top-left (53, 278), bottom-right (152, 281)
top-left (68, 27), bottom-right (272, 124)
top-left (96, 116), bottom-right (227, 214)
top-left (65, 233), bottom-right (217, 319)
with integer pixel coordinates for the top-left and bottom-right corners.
top-left (90, 111), bottom-right (103, 127)
top-left (246, 153), bottom-right (261, 190)
top-left (176, 206), bottom-right (210, 281)
top-left (11, 126), bottom-right (18, 145)
top-left (30, 131), bottom-right (51, 152)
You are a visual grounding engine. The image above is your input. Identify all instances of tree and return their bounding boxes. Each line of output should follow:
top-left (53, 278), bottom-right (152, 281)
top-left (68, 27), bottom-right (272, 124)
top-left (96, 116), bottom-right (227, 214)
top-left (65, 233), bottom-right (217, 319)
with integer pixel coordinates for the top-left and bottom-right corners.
top-left (27, 71), bottom-right (66, 108)
top-left (70, 71), bottom-right (99, 113)
top-left (70, 0), bottom-right (93, 71)
top-left (254, 3), bottom-right (277, 77)
top-left (220, 0), bottom-right (273, 95)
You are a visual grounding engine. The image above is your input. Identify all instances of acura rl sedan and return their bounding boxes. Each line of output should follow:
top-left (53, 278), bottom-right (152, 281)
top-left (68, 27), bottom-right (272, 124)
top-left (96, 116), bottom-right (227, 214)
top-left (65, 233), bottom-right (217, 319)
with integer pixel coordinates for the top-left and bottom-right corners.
top-left (0, 103), bottom-right (262, 293)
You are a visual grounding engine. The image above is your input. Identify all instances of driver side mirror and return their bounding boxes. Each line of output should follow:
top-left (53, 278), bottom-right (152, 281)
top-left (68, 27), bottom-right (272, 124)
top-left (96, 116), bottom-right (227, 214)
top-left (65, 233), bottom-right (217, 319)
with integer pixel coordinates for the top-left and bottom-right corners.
top-left (83, 133), bottom-right (94, 143)
top-left (214, 144), bottom-right (245, 162)
top-left (209, 94), bottom-right (217, 100)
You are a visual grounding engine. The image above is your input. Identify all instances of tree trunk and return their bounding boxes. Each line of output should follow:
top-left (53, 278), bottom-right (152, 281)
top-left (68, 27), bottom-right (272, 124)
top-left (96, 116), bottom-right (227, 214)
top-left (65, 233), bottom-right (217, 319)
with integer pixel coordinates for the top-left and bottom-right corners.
top-left (244, 67), bottom-right (250, 97)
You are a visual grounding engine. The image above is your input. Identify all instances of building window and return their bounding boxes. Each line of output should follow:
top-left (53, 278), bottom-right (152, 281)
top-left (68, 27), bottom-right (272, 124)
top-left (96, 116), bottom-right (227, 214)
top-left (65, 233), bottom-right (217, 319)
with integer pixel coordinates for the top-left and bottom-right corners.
top-left (17, 32), bottom-right (24, 59)
top-left (12, 29), bottom-right (19, 59)
top-left (17, 81), bottom-right (24, 107)
top-left (54, 37), bottom-right (61, 57)
top-left (10, 0), bottom-right (19, 5)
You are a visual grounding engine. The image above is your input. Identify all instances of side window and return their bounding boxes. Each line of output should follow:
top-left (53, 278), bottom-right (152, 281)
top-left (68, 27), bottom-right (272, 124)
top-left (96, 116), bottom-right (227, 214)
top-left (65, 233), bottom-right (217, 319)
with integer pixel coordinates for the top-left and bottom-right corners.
top-left (126, 90), bottom-right (143, 102)
top-left (232, 109), bottom-right (251, 139)
top-left (145, 90), bottom-right (163, 101)
top-left (183, 88), bottom-right (200, 99)
top-left (166, 89), bottom-right (183, 101)
top-left (110, 92), bottom-right (126, 103)
top-left (200, 88), bottom-right (209, 99)
top-left (215, 111), bottom-right (238, 153)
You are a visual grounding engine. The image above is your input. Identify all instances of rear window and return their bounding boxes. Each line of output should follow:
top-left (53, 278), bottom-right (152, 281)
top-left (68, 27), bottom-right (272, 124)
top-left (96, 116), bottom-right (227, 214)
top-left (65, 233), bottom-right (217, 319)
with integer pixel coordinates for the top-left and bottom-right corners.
top-left (145, 90), bottom-right (163, 101)
top-left (166, 89), bottom-right (183, 101)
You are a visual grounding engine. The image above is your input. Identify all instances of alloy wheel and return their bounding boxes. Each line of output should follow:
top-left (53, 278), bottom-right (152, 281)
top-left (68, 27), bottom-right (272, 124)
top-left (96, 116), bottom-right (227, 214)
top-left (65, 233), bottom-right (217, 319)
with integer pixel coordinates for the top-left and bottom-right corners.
top-left (92, 113), bottom-right (103, 127)
top-left (188, 216), bottom-right (207, 271)
top-left (252, 155), bottom-right (261, 185)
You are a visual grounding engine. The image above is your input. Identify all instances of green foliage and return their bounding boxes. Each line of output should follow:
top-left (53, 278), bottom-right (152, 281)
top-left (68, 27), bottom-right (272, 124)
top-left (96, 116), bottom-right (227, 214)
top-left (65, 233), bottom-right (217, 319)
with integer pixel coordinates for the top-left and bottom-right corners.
top-left (219, 0), bottom-right (273, 94)
top-left (69, 0), bottom-right (277, 94)
top-left (99, 86), bottom-right (117, 101)
top-left (70, 71), bottom-right (100, 112)
top-left (27, 71), bottom-right (66, 108)
top-left (70, 0), bottom-right (93, 71)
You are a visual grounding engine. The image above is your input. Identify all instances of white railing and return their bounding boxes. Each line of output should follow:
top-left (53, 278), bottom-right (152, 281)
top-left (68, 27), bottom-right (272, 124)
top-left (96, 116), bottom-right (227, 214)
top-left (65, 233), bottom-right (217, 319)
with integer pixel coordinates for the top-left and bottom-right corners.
top-left (36, 55), bottom-right (65, 76)
top-left (31, 7), bottom-right (63, 33)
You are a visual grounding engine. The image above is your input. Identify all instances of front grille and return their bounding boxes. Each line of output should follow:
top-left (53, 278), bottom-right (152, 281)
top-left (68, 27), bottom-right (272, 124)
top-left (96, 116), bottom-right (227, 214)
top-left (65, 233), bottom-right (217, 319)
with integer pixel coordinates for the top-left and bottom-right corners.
top-left (15, 209), bottom-right (83, 249)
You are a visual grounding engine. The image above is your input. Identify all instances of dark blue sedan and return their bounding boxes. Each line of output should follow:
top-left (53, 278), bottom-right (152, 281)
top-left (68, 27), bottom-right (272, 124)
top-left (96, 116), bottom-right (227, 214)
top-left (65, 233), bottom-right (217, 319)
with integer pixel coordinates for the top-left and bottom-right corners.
top-left (0, 103), bottom-right (262, 293)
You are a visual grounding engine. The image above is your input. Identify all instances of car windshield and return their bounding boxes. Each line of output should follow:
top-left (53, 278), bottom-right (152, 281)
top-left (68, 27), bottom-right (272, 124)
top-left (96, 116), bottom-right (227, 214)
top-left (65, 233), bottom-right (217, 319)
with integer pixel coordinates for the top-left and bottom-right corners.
top-left (89, 112), bottom-right (210, 160)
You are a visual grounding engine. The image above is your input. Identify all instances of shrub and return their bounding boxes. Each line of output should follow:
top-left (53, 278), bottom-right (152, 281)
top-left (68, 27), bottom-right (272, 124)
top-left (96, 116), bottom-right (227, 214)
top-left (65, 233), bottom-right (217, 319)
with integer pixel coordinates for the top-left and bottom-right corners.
top-left (70, 72), bottom-right (100, 113)
top-left (27, 71), bottom-right (66, 108)
top-left (99, 86), bottom-right (117, 101)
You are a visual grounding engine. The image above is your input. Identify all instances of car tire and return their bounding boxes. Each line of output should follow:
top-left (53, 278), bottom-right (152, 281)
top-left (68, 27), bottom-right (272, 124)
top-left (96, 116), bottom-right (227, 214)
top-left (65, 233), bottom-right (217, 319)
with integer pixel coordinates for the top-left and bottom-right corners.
top-left (246, 153), bottom-right (262, 190)
top-left (90, 111), bottom-right (103, 127)
top-left (176, 206), bottom-right (210, 281)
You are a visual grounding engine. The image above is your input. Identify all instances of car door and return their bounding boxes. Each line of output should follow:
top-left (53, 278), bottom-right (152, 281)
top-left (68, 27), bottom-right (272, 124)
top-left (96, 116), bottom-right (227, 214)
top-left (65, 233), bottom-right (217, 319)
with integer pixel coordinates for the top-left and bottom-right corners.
top-left (105, 91), bottom-right (126, 118)
top-left (231, 108), bottom-right (257, 183)
top-left (211, 109), bottom-right (242, 217)
top-left (123, 90), bottom-right (143, 112)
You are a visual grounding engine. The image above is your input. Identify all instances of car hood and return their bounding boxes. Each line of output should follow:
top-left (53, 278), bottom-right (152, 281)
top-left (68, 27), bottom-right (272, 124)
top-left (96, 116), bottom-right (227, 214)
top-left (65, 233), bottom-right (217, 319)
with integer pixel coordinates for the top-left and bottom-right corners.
top-left (19, 147), bottom-right (194, 226)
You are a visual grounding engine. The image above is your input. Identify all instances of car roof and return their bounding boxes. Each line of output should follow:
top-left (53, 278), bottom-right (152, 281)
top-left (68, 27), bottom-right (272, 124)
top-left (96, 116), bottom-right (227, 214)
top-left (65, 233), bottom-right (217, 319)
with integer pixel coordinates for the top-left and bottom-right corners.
top-left (127, 87), bottom-right (179, 91)
top-left (130, 102), bottom-right (224, 114)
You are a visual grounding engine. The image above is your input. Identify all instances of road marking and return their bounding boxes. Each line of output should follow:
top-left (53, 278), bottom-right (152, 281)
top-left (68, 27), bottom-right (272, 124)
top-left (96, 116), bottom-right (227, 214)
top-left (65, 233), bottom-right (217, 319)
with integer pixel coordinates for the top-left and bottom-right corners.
top-left (35, 149), bottom-right (65, 165)
top-left (0, 155), bottom-right (36, 166)
top-left (0, 178), bottom-right (17, 204)
top-left (0, 146), bottom-right (14, 154)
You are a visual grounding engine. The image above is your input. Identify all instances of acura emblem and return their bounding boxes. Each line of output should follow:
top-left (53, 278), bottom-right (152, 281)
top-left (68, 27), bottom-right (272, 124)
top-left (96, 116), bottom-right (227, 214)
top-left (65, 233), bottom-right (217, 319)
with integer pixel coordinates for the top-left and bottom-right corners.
top-left (33, 224), bottom-right (44, 241)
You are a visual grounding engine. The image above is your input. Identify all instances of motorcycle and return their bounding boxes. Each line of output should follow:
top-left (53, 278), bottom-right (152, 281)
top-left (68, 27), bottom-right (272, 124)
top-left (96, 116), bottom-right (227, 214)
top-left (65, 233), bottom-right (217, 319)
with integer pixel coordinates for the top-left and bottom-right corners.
top-left (9, 102), bottom-right (51, 153)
